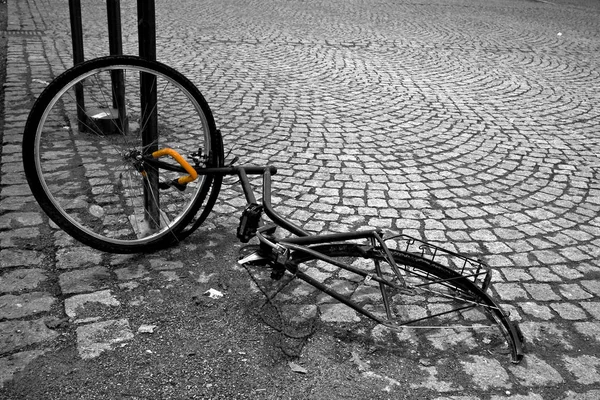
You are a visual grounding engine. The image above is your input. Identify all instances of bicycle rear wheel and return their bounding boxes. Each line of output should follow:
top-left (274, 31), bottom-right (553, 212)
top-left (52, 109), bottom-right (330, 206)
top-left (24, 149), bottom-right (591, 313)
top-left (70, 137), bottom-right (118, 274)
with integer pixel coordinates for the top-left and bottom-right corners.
top-left (22, 56), bottom-right (223, 253)
top-left (288, 242), bottom-right (524, 363)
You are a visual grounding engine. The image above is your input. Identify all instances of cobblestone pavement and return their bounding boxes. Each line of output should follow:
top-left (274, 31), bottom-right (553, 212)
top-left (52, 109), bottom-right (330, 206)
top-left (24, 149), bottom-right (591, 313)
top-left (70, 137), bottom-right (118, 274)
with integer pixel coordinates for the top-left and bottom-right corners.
top-left (2, 0), bottom-right (600, 398)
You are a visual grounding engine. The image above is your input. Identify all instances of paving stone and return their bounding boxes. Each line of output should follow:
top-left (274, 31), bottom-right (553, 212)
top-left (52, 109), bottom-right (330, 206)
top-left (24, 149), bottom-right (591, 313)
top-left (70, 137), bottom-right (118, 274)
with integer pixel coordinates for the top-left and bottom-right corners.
top-left (559, 242), bottom-right (592, 261)
top-left (0, 227), bottom-right (42, 247)
top-left (0, 212), bottom-right (44, 229)
top-left (522, 283), bottom-right (561, 301)
top-left (314, 260), bottom-right (341, 273)
top-left (0, 319), bottom-right (59, 355)
top-left (58, 266), bottom-right (111, 295)
top-left (56, 247), bottom-right (103, 269)
top-left (558, 284), bottom-right (593, 301)
top-left (109, 254), bottom-right (139, 266)
top-left (114, 265), bottom-right (149, 280)
top-left (489, 394), bottom-right (543, 400)
top-left (50, 229), bottom-right (75, 246)
top-left (519, 302), bottom-right (554, 321)
top-left (579, 302), bottom-right (600, 320)
top-left (528, 320), bottom-right (576, 350)
top-left (493, 283), bottom-right (529, 301)
top-left (64, 290), bottom-right (120, 321)
top-left (319, 303), bottom-right (360, 323)
top-left (148, 259), bottom-right (184, 270)
top-left (0, 268), bottom-right (47, 293)
top-left (563, 355), bottom-right (600, 385)
top-left (508, 354), bottom-right (564, 387)
top-left (528, 267), bottom-right (562, 282)
top-left (0, 184), bottom-right (33, 197)
top-left (281, 304), bottom-right (318, 324)
top-left (411, 364), bottom-right (462, 392)
top-left (0, 292), bottom-right (55, 319)
top-left (500, 268), bottom-right (534, 282)
top-left (316, 280), bottom-right (355, 304)
top-left (0, 349), bottom-right (49, 388)
top-left (0, 197), bottom-right (30, 211)
top-left (76, 319), bottom-right (134, 360)
top-left (563, 390), bottom-right (600, 400)
top-left (426, 329), bottom-right (477, 353)
top-left (118, 282), bottom-right (140, 291)
top-left (549, 265), bottom-right (583, 280)
top-left (159, 271), bottom-right (180, 281)
top-left (288, 281), bottom-right (318, 297)
top-left (577, 263), bottom-right (600, 276)
top-left (573, 322), bottom-right (600, 343)
top-left (0, 249), bottom-right (44, 269)
top-left (303, 267), bottom-right (332, 283)
top-left (350, 285), bottom-right (382, 303)
top-left (549, 303), bottom-right (588, 320)
top-left (396, 304), bottom-right (428, 321)
top-left (531, 250), bottom-right (566, 264)
top-left (580, 281), bottom-right (600, 296)
top-left (460, 355), bottom-right (511, 391)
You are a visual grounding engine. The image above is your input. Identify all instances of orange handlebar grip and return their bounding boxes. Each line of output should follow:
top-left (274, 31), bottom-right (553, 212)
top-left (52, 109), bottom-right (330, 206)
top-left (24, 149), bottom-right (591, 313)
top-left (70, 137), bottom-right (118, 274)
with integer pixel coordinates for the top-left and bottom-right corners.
top-left (152, 148), bottom-right (198, 185)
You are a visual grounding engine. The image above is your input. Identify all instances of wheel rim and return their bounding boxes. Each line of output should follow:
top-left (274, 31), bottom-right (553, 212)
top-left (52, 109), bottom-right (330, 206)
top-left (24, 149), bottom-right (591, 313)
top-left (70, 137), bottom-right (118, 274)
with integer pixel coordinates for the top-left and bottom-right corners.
top-left (32, 63), bottom-right (213, 248)
top-left (280, 243), bottom-right (522, 361)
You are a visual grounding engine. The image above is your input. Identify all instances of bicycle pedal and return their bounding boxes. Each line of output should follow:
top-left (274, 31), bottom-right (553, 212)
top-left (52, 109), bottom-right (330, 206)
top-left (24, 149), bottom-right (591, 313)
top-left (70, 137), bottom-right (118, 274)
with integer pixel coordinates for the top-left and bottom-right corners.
top-left (238, 245), bottom-right (269, 266)
top-left (237, 203), bottom-right (263, 242)
top-left (238, 251), bottom-right (268, 265)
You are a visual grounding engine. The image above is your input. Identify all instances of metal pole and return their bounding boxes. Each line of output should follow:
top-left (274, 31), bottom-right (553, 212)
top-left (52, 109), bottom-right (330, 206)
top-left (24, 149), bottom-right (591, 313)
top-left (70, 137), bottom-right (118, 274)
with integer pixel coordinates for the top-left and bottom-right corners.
top-left (137, 0), bottom-right (156, 61)
top-left (107, 0), bottom-right (126, 134)
top-left (137, 0), bottom-right (160, 228)
top-left (68, 0), bottom-right (86, 132)
top-left (107, 0), bottom-right (123, 56)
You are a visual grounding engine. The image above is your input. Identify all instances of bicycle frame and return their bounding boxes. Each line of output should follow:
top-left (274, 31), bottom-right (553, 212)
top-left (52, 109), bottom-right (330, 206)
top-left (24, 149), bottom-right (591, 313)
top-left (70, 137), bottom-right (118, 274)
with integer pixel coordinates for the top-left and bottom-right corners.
top-left (147, 149), bottom-right (525, 363)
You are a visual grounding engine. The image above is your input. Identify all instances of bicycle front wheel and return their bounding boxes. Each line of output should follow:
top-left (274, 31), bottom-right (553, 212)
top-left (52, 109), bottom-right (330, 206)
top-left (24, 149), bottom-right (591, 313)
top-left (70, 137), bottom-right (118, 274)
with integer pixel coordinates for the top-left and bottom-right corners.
top-left (22, 56), bottom-right (223, 253)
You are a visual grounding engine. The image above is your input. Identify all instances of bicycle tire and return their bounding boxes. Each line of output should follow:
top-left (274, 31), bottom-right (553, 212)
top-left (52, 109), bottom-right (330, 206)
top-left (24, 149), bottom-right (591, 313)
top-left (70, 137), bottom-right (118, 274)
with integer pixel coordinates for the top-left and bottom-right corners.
top-left (288, 243), bottom-right (524, 363)
top-left (22, 56), bottom-right (223, 253)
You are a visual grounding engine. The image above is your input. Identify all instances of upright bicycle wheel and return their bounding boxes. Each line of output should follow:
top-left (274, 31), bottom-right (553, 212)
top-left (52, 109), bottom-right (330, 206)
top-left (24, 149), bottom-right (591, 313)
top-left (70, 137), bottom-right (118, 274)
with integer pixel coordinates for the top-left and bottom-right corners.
top-left (23, 56), bottom-right (223, 253)
top-left (286, 243), bottom-right (524, 363)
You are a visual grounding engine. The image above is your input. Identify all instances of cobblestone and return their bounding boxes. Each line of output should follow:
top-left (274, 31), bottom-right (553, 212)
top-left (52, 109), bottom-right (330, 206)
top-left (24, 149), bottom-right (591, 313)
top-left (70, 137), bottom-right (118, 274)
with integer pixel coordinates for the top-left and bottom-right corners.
top-left (55, 246), bottom-right (103, 269)
top-left (508, 354), bottom-right (563, 387)
top-left (522, 283), bottom-right (561, 301)
top-left (64, 290), bottom-right (120, 321)
top-left (467, 359), bottom-right (511, 391)
top-left (0, 292), bottom-right (55, 319)
top-left (58, 266), bottom-right (111, 294)
top-left (0, 268), bottom-right (46, 292)
top-left (0, 319), bottom-right (59, 354)
top-left (319, 303), bottom-right (360, 323)
top-left (0, 249), bottom-right (44, 269)
top-left (76, 319), bottom-right (134, 360)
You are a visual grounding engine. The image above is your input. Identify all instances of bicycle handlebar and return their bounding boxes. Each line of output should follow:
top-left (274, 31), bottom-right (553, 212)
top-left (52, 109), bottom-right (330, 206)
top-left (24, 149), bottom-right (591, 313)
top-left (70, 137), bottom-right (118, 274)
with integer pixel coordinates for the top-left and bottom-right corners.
top-left (146, 147), bottom-right (303, 235)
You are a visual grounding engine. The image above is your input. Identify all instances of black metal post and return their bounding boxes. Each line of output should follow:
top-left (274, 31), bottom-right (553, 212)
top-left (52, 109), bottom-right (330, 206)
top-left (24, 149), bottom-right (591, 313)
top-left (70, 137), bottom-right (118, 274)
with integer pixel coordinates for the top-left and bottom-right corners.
top-left (107, 0), bottom-right (123, 56)
top-left (137, 0), bottom-right (156, 61)
top-left (68, 0), bottom-right (86, 132)
top-left (107, 0), bottom-right (126, 134)
top-left (137, 0), bottom-right (160, 228)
